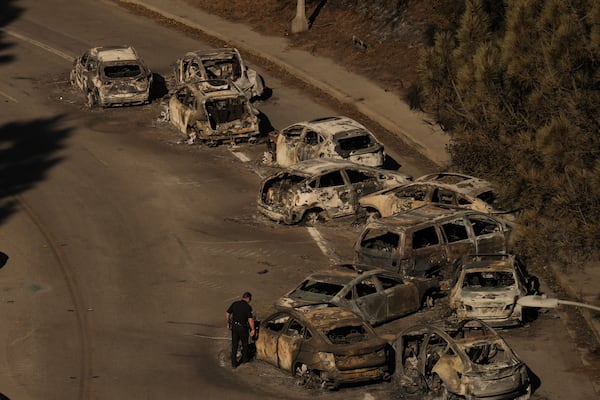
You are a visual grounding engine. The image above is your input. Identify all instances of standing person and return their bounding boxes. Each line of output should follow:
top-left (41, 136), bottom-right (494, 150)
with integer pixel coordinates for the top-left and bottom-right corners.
top-left (226, 292), bottom-right (255, 368)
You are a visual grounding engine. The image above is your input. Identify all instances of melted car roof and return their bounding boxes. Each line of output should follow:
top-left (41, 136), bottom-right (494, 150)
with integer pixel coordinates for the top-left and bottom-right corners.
top-left (92, 46), bottom-right (138, 62)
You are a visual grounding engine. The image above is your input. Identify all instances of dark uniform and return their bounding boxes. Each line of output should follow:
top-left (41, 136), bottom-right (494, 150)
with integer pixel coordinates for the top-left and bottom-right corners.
top-left (226, 293), bottom-right (254, 368)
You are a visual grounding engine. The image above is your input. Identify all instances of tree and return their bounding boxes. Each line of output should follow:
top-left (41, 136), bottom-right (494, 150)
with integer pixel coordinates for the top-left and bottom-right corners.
top-left (418, 0), bottom-right (600, 266)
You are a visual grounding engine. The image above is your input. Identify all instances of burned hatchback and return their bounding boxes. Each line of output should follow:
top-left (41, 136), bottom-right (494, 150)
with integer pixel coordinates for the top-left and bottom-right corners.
top-left (449, 254), bottom-right (537, 327)
top-left (258, 159), bottom-right (412, 225)
top-left (165, 79), bottom-right (260, 145)
top-left (394, 319), bottom-right (531, 399)
top-left (275, 116), bottom-right (385, 168)
top-left (354, 205), bottom-right (514, 279)
top-left (255, 305), bottom-right (390, 389)
top-left (70, 45), bottom-right (152, 107)
top-left (172, 47), bottom-right (265, 100)
top-left (276, 266), bottom-right (439, 326)
top-left (359, 173), bottom-right (513, 221)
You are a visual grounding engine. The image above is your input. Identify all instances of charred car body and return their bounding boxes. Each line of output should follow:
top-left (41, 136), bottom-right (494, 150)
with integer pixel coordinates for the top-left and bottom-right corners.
top-left (359, 174), bottom-right (510, 220)
top-left (172, 48), bottom-right (265, 100)
top-left (354, 205), bottom-right (514, 279)
top-left (394, 319), bottom-right (531, 399)
top-left (70, 45), bottom-right (152, 107)
top-left (449, 254), bottom-right (537, 327)
top-left (258, 159), bottom-right (412, 225)
top-left (166, 79), bottom-right (260, 145)
top-left (275, 116), bottom-right (385, 168)
top-left (276, 266), bottom-right (439, 326)
top-left (255, 305), bottom-right (390, 389)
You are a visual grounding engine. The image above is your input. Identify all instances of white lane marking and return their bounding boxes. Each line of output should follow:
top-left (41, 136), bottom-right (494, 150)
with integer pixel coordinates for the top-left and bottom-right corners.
top-left (307, 227), bottom-right (330, 257)
top-left (3, 29), bottom-right (74, 61)
top-left (231, 151), bottom-right (250, 162)
top-left (0, 89), bottom-right (18, 103)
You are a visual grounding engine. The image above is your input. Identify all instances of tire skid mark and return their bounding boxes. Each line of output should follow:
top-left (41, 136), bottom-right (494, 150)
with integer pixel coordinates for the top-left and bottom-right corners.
top-left (17, 195), bottom-right (93, 400)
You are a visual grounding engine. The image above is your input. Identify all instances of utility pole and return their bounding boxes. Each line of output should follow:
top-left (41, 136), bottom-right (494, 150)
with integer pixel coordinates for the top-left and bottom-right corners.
top-left (291, 0), bottom-right (309, 34)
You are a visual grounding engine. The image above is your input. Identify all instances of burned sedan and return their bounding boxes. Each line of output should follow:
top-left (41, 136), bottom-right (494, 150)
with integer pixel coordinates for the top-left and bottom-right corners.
top-left (359, 174), bottom-right (512, 221)
top-left (394, 319), bottom-right (531, 399)
top-left (172, 48), bottom-right (265, 100)
top-left (275, 116), bottom-right (385, 168)
top-left (449, 254), bottom-right (537, 327)
top-left (255, 305), bottom-right (390, 389)
top-left (165, 79), bottom-right (260, 145)
top-left (70, 45), bottom-right (152, 107)
top-left (258, 159), bottom-right (412, 225)
top-left (276, 266), bottom-right (439, 326)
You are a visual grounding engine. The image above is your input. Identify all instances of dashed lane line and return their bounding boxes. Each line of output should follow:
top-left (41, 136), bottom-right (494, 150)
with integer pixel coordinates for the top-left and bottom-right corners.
top-left (3, 29), bottom-right (74, 61)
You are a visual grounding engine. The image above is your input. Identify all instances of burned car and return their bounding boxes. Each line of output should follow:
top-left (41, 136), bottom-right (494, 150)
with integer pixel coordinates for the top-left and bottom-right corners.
top-left (258, 159), bottom-right (412, 225)
top-left (449, 254), bottom-right (537, 327)
top-left (276, 266), bottom-right (439, 326)
top-left (69, 45), bottom-right (152, 107)
top-left (394, 319), bottom-right (531, 399)
top-left (359, 174), bottom-right (511, 221)
top-left (275, 116), bottom-right (385, 168)
top-left (172, 48), bottom-right (265, 100)
top-left (354, 205), bottom-right (514, 279)
top-left (165, 79), bottom-right (260, 145)
top-left (255, 305), bottom-right (390, 389)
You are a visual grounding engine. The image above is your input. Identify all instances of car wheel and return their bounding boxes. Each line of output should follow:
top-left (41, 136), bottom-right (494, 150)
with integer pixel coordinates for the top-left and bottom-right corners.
top-left (424, 293), bottom-right (435, 308)
top-left (69, 70), bottom-right (77, 87)
top-left (427, 373), bottom-right (454, 400)
top-left (365, 208), bottom-right (381, 223)
top-left (302, 209), bottom-right (324, 226)
top-left (294, 363), bottom-right (325, 389)
top-left (86, 90), bottom-right (98, 108)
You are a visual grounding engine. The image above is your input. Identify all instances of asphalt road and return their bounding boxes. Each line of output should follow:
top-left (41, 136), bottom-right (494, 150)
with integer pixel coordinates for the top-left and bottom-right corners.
top-left (0, 1), bottom-right (598, 399)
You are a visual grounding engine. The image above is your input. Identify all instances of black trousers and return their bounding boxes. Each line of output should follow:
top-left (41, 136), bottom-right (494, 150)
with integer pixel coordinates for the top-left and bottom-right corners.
top-left (231, 324), bottom-right (249, 367)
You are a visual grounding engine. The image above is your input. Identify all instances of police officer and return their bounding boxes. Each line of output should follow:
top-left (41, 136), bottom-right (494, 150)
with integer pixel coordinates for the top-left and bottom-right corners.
top-left (226, 292), bottom-right (255, 368)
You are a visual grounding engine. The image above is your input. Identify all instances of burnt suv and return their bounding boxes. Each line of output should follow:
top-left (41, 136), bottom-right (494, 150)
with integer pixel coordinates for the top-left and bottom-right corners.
top-left (354, 205), bottom-right (514, 280)
top-left (165, 79), bottom-right (260, 145)
top-left (70, 45), bottom-right (152, 107)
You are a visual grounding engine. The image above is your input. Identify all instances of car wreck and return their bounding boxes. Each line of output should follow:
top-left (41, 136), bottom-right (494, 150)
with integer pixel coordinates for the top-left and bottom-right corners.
top-left (359, 173), bottom-right (513, 221)
top-left (394, 319), bottom-right (531, 399)
top-left (165, 79), bottom-right (260, 145)
top-left (172, 47), bottom-right (265, 100)
top-left (257, 159), bottom-right (412, 225)
top-left (255, 305), bottom-right (391, 389)
top-left (449, 254), bottom-right (537, 327)
top-left (354, 205), bottom-right (514, 279)
top-left (276, 266), bottom-right (439, 326)
top-left (70, 45), bottom-right (153, 107)
top-left (274, 116), bottom-right (385, 168)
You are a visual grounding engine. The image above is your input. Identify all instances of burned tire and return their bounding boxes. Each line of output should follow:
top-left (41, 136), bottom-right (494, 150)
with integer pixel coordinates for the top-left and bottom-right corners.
top-left (294, 363), bottom-right (325, 389)
top-left (86, 90), bottom-right (98, 108)
top-left (302, 209), bottom-right (325, 226)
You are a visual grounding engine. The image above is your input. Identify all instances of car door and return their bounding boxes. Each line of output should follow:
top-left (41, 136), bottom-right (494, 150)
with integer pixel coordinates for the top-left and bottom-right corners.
top-left (376, 273), bottom-right (421, 319)
top-left (408, 225), bottom-right (446, 277)
top-left (276, 124), bottom-right (304, 166)
top-left (352, 276), bottom-right (387, 324)
top-left (276, 319), bottom-right (306, 372)
top-left (389, 184), bottom-right (429, 215)
top-left (440, 217), bottom-right (476, 268)
top-left (297, 129), bottom-right (323, 161)
top-left (169, 87), bottom-right (196, 134)
top-left (73, 52), bottom-right (90, 89)
top-left (255, 313), bottom-right (290, 367)
top-left (466, 214), bottom-right (509, 253)
top-left (316, 169), bottom-right (354, 218)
